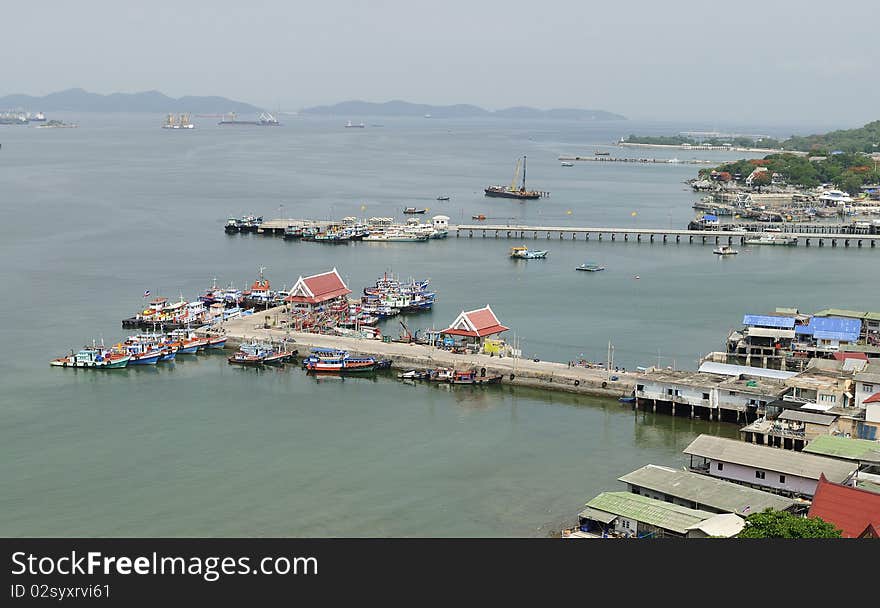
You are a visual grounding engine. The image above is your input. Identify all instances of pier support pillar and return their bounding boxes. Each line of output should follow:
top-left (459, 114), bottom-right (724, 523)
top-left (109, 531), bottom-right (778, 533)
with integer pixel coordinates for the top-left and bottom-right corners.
top-left (832, 239), bottom-right (837, 247)
top-left (671, 403), bottom-right (676, 416)
top-left (637, 234), bottom-right (641, 242)
top-left (690, 405), bottom-right (695, 418)
top-left (728, 236), bottom-right (733, 245)
top-left (858, 240), bottom-right (863, 248)
top-left (819, 239), bottom-right (823, 247)
top-left (845, 239), bottom-right (850, 248)
top-left (872, 240), bottom-right (876, 248)
top-left (572, 232), bottom-right (576, 240)
top-left (652, 399), bottom-right (657, 413)
top-left (482, 230), bottom-right (486, 238)
top-left (715, 236), bottom-right (720, 244)
top-left (585, 233), bottom-right (589, 241)
top-left (533, 231), bottom-right (537, 239)
top-left (708, 409), bottom-right (714, 421)
top-left (701, 236), bottom-right (706, 244)
top-left (806, 239), bottom-right (810, 246)
top-left (468, 230), bottom-right (473, 238)
top-left (675, 235), bottom-right (679, 243)
top-left (634, 397), bottom-right (639, 411)
top-left (624, 234), bottom-right (629, 242)
top-left (598, 233), bottom-right (602, 241)
top-left (611, 233), bottom-right (616, 241)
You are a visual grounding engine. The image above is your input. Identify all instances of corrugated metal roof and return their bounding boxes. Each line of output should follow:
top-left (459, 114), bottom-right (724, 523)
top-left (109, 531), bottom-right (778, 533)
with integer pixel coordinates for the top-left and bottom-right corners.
top-left (747, 327), bottom-right (796, 339)
top-left (810, 317), bottom-right (862, 342)
top-left (814, 309), bottom-right (868, 319)
top-left (743, 315), bottom-right (795, 329)
top-left (777, 410), bottom-right (837, 425)
top-left (686, 513), bottom-right (745, 537)
top-left (582, 492), bottom-right (714, 534)
top-left (683, 435), bottom-right (857, 483)
top-left (618, 464), bottom-right (796, 515)
top-left (802, 435), bottom-right (880, 463)
top-left (697, 361), bottom-right (797, 380)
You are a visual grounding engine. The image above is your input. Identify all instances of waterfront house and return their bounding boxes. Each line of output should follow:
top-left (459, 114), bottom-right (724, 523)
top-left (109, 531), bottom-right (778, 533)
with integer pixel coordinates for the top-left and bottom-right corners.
top-left (440, 306), bottom-right (509, 353)
top-left (618, 464), bottom-right (800, 515)
top-left (634, 368), bottom-right (790, 422)
top-left (854, 364), bottom-right (880, 410)
top-left (802, 435), bottom-right (880, 467)
top-left (284, 268), bottom-right (352, 313)
top-left (683, 435), bottom-right (857, 498)
top-left (739, 408), bottom-right (841, 451)
top-left (807, 474), bottom-right (880, 538)
top-left (573, 491), bottom-right (744, 538)
top-left (783, 358), bottom-right (861, 410)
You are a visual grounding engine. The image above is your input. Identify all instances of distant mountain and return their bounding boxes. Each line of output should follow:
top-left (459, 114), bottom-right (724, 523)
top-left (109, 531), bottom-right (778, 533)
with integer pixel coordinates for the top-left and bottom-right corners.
top-left (0, 88), bottom-right (262, 113)
top-left (301, 99), bottom-right (626, 120)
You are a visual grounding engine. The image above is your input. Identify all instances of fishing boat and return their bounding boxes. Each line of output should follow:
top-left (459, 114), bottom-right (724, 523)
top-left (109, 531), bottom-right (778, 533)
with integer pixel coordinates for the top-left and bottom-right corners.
top-left (205, 334), bottom-right (227, 349)
top-left (398, 369), bottom-right (432, 380)
top-left (228, 341), bottom-right (297, 366)
top-left (118, 341), bottom-right (164, 365)
top-left (743, 235), bottom-right (798, 246)
top-left (449, 369), bottom-right (503, 384)
top-left (713, 245), bottom-right (739, 255)
top-left (403, 207), bottom-right (428, 214)
top-left (302, 348), bottom-right (379, 373)
top-left (50, 346), bottom-right (131, 369)
top-left (509, 246), bottom-right (548, 259)
top-left (283, 225), bottom-right (303, 239)
top-left (576, 262), bottom-right (605, 272)
top-left (436, 195), bottom-right (450, 201)
top-left (484, 156), bottom-right (545, 199)
top-left (344, 120), bottom-right (365, 128)
top-left (472, 214), bottom-right (487, 220)
top-left (594, 150), bottom-right (610, 156)
top-left (560, 161), bottom-right (574, 167)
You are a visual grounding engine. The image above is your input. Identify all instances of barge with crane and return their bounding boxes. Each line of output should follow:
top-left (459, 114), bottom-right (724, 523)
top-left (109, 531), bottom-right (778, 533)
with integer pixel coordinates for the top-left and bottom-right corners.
top-left (484, 155), bottom-right (548, 200)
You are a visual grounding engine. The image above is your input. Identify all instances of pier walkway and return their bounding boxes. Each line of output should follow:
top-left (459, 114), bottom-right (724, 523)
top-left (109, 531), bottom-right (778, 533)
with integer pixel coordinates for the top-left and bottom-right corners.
top-left (204, 306), bottom-right (637, 399)
top-left (452, 224), bottom-right (880, 247)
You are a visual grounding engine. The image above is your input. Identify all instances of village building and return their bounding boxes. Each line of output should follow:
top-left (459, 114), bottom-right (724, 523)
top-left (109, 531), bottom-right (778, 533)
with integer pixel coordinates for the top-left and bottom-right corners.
top-left (618, 464), bottom-right (800, 515)
top-left (634, 367), bottom-right (790, 422)
top-left (440, 305), bottom-right (510, 353)
top-left (683, 435), bottom-right (858, 499)
top-left (783, 358), bottom-right (862, 410)
top-left (807, 474), bottom-right (880, 538)
top-left (570, 491), bottom-right (744, 538)
top-left (739, 409), bottom-right (841, 451)
top-left (802, 435), bottom-right (880, 467)
top-left (283, 268), bottom-right (351, 313)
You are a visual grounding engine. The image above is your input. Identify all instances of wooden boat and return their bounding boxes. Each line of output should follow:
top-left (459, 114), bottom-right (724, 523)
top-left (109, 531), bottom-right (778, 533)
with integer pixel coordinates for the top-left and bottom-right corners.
top-left (228, 341), bottom-right (297, 366)
top-left (51, 346), bottom-right (131, 369)
top-left (472, 214), bottom-right (486, 220)
top-left (206, 335), bottom-right (227, 349)
top-left (713, 245), bottom-right (739, 255)
top-left (576, 262), bottom-right (605, 272)
top-left (302, 349), bottom-right (379, 373)
top-left (436, 195), bottom-right (450, 201)
top-left (510, 246), bottom-right (548, 259)
top-left (403, 207), bottom-right (428, 214)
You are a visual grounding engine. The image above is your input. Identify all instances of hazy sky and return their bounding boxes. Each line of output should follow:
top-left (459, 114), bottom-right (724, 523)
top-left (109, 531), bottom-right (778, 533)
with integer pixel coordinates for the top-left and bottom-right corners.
top-left (4, 0), bottom-right (878, 127)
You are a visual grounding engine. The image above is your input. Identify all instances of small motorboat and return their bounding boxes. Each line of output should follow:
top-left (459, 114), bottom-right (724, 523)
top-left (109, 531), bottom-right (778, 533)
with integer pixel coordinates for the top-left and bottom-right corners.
top-left (510, 246), bottom-right (548, 259)
top-left (436, 195), bottom-right (450, 201)
top-left (403, 207), bottom-right (428, 214)
top-left (560, 161), bottom-right (574, 167)
top-left (576, 262), bottom-right (605, 272)
top-left (713, 245), bottom-right (739, 255)
top-left (472, 214), bottom-right (487, 220)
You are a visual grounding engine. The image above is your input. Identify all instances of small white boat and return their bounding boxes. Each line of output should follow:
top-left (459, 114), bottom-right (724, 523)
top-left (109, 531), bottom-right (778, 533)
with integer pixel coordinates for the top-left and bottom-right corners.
top-left (743, 235), bottom-right (797, 246)
top-left (510, 246), bottom-right (548, 259)
top-left (560, 161), bottom-right (574, 167)
top-left (713, 245), bottom-right (739, 255)
top-left (576, 262), bottom-right (605, 272)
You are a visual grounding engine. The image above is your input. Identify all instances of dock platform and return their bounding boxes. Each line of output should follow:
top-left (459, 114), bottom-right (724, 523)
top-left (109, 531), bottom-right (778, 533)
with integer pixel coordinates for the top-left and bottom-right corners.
top-left (202, 306), bottom-right (637, 399)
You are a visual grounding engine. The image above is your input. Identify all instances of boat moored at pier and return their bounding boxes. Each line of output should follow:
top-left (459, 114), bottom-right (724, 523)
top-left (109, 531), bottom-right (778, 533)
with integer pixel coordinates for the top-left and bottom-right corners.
top-left (51, 346), bottom-right (131, 369)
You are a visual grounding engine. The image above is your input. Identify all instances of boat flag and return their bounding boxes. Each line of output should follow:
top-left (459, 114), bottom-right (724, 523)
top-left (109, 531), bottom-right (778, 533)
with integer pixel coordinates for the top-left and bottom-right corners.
top-left (143, 289), bottom-right (151, 298)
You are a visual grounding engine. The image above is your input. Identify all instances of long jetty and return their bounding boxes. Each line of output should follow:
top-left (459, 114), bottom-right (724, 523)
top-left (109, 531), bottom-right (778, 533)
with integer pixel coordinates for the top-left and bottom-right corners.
top-left (247, 218), bottom-right (880, 247)
top-left (452, 224), bottom-right (880, 247)
top-left (558, 155), bottom-right (716, 165)
top-left (201, 306), bottom-right (637, 399)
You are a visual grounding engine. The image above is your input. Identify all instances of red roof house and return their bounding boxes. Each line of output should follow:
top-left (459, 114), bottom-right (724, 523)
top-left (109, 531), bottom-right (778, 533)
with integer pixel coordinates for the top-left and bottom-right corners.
top-left (807, 474), bottom-right (880, 538)
top-left (832, 352), bottom-right (869, 362)
top-left (442, 305), bottom-right (509, 340)
top-left (285, 268), bottom-right (351, 306)
top-left (864, 392), bottom-right (880, 405)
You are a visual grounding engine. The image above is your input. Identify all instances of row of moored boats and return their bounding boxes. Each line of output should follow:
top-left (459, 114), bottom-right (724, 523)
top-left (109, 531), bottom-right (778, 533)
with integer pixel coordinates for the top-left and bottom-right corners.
top-left (51, 331), bottom-right (227, 369)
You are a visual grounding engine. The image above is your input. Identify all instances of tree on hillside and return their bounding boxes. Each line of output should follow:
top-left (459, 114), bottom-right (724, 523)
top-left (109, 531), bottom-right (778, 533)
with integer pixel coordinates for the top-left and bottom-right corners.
top-left (737, 509), bottom-right (842, 538)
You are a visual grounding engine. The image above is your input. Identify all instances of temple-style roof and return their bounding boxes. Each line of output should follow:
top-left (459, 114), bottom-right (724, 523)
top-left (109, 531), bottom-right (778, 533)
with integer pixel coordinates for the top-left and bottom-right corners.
top-left (285, 268), bottom-right (351, 305)
top-left (441, 305), bottom-right (509, 338)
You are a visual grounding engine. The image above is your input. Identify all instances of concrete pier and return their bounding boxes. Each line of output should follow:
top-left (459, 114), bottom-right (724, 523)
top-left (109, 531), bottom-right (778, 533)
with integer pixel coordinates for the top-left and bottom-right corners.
top-left (202, 306), bottom-right (637, 399)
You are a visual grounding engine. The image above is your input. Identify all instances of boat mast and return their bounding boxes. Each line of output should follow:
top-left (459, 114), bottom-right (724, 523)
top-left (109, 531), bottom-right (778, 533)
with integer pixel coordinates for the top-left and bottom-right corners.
top-left (521, 155), bottom-right (527, 191)
top-left (510, 157), bottom-right (521, 192)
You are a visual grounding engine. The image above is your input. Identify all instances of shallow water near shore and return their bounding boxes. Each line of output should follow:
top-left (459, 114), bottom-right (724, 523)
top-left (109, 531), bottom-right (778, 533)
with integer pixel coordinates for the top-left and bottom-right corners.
top-left (1, 114), bottom-right (876, 536)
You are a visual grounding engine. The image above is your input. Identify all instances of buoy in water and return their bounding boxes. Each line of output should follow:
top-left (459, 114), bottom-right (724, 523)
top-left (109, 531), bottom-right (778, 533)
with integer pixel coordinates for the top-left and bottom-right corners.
top-left (634, 275), bottom-right (640, 280)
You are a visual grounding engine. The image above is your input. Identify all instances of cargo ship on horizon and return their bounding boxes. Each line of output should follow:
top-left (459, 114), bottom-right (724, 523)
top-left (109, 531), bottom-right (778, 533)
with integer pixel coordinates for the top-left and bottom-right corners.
top-left (218, 111), bottom-right (281, 126)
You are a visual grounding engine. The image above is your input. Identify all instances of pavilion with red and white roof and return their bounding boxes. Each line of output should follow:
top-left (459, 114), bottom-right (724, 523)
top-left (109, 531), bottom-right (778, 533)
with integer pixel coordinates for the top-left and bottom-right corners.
top-left (441, 305), bottom-right (510, 347)
top-left (284, 268), bottom-right (351, 311)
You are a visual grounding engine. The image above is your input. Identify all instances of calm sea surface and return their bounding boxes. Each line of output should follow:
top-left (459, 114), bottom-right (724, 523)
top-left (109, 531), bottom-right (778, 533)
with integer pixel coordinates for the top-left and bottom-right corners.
top-left (1, 114), bottom-right (876, 536)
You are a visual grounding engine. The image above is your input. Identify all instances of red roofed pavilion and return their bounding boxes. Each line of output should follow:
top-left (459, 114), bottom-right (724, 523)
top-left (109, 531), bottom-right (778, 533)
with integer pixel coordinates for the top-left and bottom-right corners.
top-left (441, 305), bottom-right (509, 349)
top-left (285, 268), bottom-right (351, 309)
top-left (807, 474), bottom-right (880, 538)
